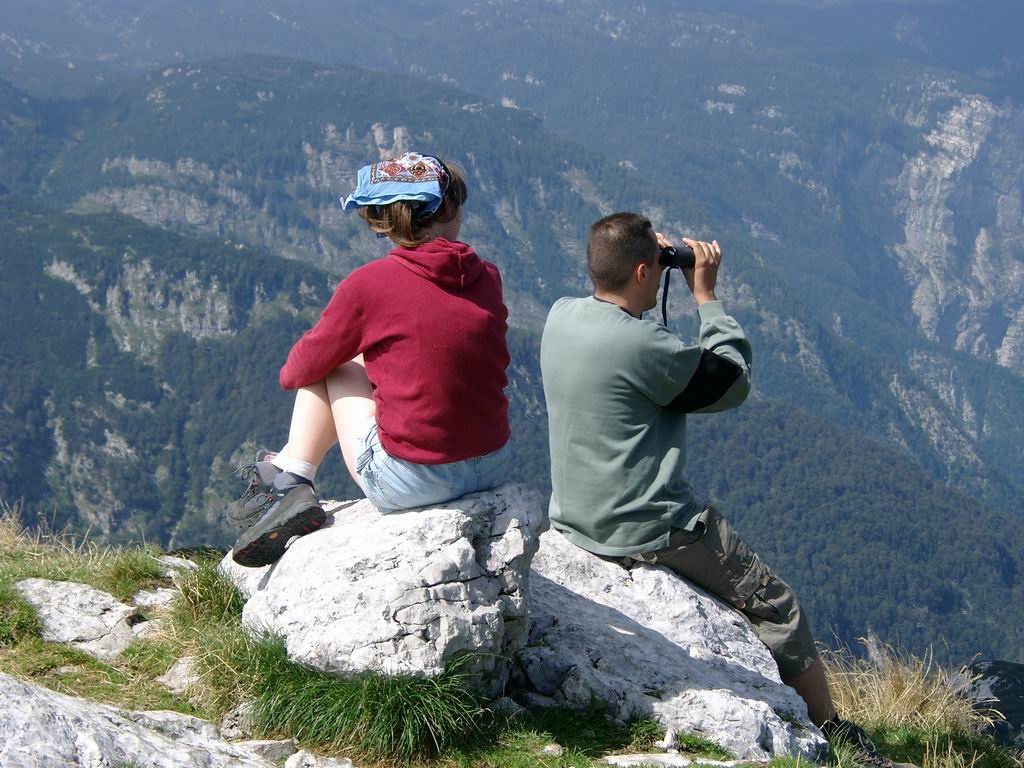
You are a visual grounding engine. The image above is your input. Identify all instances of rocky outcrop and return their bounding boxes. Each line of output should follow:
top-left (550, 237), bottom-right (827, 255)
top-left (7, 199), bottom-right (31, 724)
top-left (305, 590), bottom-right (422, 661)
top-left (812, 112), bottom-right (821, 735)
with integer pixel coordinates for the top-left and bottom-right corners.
top-left (285, 752), bottom-right (355, 768)
top-left (892, 92), bottom-right (1024, 374)
top-left (0, 673), bottom-right (277, 768)
top-left (956, 660), bottom-right (1024, 749)
top-left (518, 530), bottom-right (826, 761)
top-left (14, 578), bottom-right (139, 661)
top-left (46, 256), bottom-right (236, 362)
top-left (220, 485), bottom-right (547, 698)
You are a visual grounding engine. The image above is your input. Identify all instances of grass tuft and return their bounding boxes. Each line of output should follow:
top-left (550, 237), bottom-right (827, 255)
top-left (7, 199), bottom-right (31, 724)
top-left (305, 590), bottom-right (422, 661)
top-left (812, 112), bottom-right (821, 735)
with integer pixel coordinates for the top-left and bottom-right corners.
top-left (823, 637), bottom-right (999, 736)
top-left (823, 637), bottom-right (1022, 768)
top-left (246, 636), bottom-right (483, 761)
top-left (0, 581), bottom-right (43, 644)
top-left (169, 558), bottom-right (245, 628)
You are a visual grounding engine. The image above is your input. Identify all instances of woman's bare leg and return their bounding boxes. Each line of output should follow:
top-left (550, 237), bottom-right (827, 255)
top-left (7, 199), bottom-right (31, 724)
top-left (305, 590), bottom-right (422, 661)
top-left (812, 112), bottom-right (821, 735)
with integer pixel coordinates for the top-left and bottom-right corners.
top-left (324, 356), bottom-right (376, 485)
top-left (275, 380), bottom-right (339, 468)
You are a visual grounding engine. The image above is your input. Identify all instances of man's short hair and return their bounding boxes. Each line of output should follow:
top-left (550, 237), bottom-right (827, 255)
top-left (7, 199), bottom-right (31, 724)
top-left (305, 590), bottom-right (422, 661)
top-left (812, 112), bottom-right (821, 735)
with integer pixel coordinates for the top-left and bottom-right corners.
top-left (587, 212), bottom-right (656, 291)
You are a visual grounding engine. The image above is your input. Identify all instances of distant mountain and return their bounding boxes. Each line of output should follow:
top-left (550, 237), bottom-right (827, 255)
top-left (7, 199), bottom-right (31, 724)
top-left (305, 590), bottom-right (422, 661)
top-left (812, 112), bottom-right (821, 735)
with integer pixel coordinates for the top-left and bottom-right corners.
top-left (4, 1), bottom-right (1024, 499)
top-left (8, 55), bottom-right (1022, 508)
top-left (1, 42), bottom-right (1023, 660)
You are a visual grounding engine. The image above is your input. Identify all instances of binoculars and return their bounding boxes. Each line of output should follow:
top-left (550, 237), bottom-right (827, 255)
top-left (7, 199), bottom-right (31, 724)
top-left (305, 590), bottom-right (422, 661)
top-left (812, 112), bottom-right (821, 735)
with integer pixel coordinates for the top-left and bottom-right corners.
top-left (659, 244), bottom-right (696, 269)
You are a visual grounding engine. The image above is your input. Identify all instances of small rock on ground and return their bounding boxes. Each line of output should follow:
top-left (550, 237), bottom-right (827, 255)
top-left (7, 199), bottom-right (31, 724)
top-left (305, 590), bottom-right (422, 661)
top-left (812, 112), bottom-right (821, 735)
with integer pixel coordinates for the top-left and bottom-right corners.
top-left (235, 739), bottom-right (298, 761)
top-left (285, 750), bottom-right (355, 768)
top-left (158, 555), bottom-right (199, 577)
top-left (132, 618), bottom-right (169, 640)
top-left (220, 701), bottom-right (255, 740)
top-left (133, 587), bottom-right (178, 610)
top-left (156, 656), bottom-right (198, 694)
top-left (13, 578), bottom-right (138, 661)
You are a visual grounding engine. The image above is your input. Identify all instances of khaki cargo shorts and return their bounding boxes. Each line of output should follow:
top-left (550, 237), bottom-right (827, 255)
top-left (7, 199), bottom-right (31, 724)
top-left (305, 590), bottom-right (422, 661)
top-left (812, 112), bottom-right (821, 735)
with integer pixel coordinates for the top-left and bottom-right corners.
top-left (628, 506), bottom-right (818, 679)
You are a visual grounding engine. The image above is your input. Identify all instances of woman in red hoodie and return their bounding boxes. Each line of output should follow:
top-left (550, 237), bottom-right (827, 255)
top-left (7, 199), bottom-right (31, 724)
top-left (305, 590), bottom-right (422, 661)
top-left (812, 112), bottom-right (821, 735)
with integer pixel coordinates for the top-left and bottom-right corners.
top-left (231, 152), bottom-right (511, 567)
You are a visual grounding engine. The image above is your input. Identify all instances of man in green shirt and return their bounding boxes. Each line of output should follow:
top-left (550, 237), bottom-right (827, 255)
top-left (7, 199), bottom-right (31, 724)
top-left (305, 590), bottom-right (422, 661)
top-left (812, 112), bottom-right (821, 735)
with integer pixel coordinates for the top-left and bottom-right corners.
top-left (541, 212), bottom-right (900, 767)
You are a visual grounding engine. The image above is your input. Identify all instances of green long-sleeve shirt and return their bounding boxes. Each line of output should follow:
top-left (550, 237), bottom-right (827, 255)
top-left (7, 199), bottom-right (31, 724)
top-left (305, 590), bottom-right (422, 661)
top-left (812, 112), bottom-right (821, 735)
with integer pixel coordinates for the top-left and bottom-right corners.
top-left (540, 297), bottom-right (752, 556)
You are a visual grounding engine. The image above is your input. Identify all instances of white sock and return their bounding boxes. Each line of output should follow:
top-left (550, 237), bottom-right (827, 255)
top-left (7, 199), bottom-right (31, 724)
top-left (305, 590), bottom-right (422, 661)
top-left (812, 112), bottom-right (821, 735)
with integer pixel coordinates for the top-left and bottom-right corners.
top-left (272, 453), bottom-right (318, 484)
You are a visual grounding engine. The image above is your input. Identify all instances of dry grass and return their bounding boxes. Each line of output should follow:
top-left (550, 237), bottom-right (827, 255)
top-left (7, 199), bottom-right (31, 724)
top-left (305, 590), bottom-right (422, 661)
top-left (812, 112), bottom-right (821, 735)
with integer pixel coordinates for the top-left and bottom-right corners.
top-left (0, 500), bottom-right (164, 602)
top-left (822, 635), bottom-right (1001, 736)
top-left (822, 636), bottom-right (1022, 768)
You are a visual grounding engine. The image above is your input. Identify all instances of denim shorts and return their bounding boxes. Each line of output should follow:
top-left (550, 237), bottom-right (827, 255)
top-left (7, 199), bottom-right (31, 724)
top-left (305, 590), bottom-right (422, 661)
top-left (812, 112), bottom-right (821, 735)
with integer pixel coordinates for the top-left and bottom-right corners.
top-left (352, 419), bottom-right (511, 513)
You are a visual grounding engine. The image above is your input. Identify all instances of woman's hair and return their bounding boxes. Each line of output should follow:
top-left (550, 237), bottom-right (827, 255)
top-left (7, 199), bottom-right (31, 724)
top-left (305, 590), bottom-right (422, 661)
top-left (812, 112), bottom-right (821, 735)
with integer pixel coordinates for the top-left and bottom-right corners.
top-left (358, 160), bottom-right (468, 248)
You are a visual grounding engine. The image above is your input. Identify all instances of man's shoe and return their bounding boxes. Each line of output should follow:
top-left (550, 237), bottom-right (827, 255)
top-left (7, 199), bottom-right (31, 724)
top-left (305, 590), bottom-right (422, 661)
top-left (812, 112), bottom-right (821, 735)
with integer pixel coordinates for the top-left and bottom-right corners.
top-left (231, 482), bottom-right (326, 568)
top-left (227, 451), bottom-right (282, 527)
top-left (822, 718), bottom-right (901, 768)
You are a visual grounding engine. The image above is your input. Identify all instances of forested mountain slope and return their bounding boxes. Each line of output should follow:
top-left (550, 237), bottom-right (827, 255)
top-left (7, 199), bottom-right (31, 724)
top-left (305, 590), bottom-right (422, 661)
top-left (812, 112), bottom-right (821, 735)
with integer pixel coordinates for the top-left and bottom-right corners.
top-left (1, 47), bottom-right (1023, 660)
top-left (3, 1), bottom-right (1023, 373)
top-left (3, 199), bottom-right (1023, 662)
top-left (5, 55), bottom-right (1022, 511)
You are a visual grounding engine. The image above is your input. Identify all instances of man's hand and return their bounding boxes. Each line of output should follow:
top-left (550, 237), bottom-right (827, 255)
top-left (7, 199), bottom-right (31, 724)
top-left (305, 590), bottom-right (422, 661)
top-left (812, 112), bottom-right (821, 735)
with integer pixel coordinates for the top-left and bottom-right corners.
top-left (682, 238), bottom-right (722, 305)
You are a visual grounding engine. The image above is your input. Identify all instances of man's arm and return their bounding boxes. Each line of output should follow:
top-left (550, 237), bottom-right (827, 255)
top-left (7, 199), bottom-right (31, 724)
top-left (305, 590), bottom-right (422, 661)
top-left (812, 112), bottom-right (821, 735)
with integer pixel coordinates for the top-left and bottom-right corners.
top-left (659, 237), bottom-right (751, 413)
top-left (666, 300), bottom-right (751, 413)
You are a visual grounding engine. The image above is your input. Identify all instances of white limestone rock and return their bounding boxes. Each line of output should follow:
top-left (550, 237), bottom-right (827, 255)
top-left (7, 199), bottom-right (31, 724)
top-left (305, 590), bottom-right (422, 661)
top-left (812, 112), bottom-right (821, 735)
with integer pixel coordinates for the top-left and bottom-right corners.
top-left (0, 672), bottom-right (275, 768)
top-left (220, 701), bottom-right (256, 740)
top-left (520, 530), bottom-right (826, 761)
top-left (133, 586), bottom-right (178, 610)
top-left (133, 617), bottom-right (169, 640)
top-left (13, 578), bottom-right (138, 660)
top-left (157, 656), bottom-right (199, 694)
top-left (123, 709), bottom-right (220, 742)
top-left (220, 485), bottom-right (546, 698)
top-left (236, 739), bottom-right (299, 761)
top-left (285, 750), bottom-right (355, 768)
top-left (159, 554), bottom-right (200, 577)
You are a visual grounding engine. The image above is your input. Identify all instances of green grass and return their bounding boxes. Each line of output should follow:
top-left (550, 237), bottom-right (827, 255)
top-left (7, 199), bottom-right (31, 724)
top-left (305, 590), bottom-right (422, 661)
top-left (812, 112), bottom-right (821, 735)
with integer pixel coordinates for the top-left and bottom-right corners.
top-left (0, 503), bottom-right (165, 604)
top-left (0, 636), bottom-right (193, 713)
top-left (0, 580), bottom-right (43, 644)
top-left (169, 557), bottom-right (245, 627)
top-left (247, 637), bottom-right (484, 761)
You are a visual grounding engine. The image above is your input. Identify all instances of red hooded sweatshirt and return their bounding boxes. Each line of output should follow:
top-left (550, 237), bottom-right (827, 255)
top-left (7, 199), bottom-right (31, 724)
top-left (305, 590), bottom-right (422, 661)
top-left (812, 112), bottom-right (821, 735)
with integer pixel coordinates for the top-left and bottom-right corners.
top-left (279, 238), bottom-right (511, 464)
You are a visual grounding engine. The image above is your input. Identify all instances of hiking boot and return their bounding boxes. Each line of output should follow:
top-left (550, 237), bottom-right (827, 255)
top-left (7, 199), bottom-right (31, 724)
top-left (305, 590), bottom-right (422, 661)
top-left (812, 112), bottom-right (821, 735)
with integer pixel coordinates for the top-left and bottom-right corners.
top-left (227, 450), bottom-right (282, 527)
top-left (822, 718), bottom-right (906, 768)
top-left (231, 480), bottom-right (326, 568)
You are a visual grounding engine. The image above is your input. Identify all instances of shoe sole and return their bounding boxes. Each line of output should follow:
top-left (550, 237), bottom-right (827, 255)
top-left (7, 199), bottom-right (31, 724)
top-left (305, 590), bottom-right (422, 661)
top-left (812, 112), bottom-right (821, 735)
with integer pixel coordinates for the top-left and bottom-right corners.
top-left (232, 487), bottom-right (326, 568)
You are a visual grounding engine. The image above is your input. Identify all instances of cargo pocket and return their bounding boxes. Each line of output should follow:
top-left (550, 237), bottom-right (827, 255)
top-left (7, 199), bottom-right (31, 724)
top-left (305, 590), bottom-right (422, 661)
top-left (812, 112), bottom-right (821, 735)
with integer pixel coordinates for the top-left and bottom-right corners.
top-left (736, 560), bottom-right (785, 624)
top-left (691, 506), bottom-right (780, 621)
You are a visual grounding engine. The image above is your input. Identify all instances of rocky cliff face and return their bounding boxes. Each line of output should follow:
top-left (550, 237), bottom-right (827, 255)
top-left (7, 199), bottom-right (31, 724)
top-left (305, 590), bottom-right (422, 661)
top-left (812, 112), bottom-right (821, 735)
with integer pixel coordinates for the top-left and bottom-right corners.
top-left (74, 121), bottom-right (411, 277)
top-left (46, 256), bottom-right (235, 362)
top-left (890, 85), bottom-right (1024, 374)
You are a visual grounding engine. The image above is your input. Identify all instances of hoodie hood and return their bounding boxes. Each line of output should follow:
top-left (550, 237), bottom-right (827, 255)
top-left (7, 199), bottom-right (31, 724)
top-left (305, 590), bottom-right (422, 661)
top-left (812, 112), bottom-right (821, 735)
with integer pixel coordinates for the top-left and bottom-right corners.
top-left (389, 238), bottom-right (485, 289)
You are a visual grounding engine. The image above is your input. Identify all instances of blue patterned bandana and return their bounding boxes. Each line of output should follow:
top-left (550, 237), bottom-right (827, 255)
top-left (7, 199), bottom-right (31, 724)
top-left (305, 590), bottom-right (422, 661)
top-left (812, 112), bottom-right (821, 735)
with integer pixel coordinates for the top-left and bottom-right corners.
top-left (342, 152), bottom-right (450, 218)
